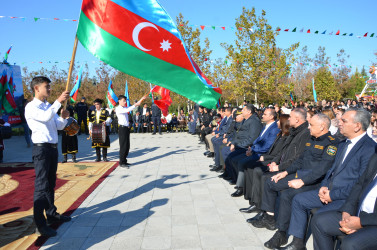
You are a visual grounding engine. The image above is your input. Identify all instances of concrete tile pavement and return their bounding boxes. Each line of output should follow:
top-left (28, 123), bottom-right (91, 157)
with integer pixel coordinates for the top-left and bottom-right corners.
top-left (3, 132), bottom-right (314, 249)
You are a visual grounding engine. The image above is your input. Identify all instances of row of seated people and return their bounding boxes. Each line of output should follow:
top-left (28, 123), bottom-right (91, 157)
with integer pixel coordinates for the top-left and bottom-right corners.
top-left (203, 104), bottom-right (377, 250)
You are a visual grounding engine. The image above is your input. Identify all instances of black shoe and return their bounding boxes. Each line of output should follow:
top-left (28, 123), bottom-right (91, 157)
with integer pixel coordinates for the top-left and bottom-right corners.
top-left (103, 157), bottom-right (109, 162)
top-left (251, 213), bottom-right (276, 230)
top-left (279, 237), bottom-right (307, 250)
top-left (223, 176), bottom-right (232, 180)
top-left (231, 188), bottom-right (244, 197)
top-left (152, 133), bottom-right (156, 135)
top-left (95, 159), bottom-right (101, 162)
top-left (210, 165), bottom-right (222, 172)
top-left (159, 132), bottom-right (162, 135)
top-left (209, 164), bottom-right (216, 168)
top-left (198, 141), bottom-right (205, 144)
top-left (247, 211), bottom-right (264, 223)
top-left (47, 214), bottom-right (71, 225)
top-left (203, 151), bottom-right (210, 156)
top-left (234, 186), bottom-right (239, 189)
top-left (239, 205), bottom-right (259, 213)
top-left (35, 225), bottom-right (57, 237)
top-left (72, 154), bottom-right (78, 163)
top-left (120, 164), bottom-right (129, 168)
top-left (207, 152), bottom-right (214, 158)
top-left (62, 155), bottom-right (67, 163)
top-left (218, 173), bottom-right (228, 178)
top-left (264, 231), bottom-right (288, 249)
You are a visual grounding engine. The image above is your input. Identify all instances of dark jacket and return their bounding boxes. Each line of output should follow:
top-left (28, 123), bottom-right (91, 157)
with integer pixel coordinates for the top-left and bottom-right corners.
top-left (133, 114), bottom-right (142, 124)
top-left (151, 103), bottom-right (161, 117)
top-left (285, 132), bottom-right (340, 185)
top-left (322, 134), bottom-right (376, 201)
top-left (202, 113), bottom-right (211, 127)
top-left (142, 114), bottom-right (151, 124)
top-left (231, 113), bottom-right (263, 149)
top-left (261, 134), bottom-right (289, 164)
top-left (75, 102), bottom-right (89, 117)
top-left (219, 116), bottom-right (233, 137)
top-left (341, 153), bottom-right (377, 227)
top-left (272, 121), bottom-right (311, 171)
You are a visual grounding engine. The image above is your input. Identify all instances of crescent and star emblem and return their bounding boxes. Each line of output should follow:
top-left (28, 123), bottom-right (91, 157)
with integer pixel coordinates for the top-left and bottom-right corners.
top-left (132, 22), bottom-right (172, 52)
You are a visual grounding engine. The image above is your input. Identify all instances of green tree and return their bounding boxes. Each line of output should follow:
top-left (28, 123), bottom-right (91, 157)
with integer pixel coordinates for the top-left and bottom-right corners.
top-left (312, 67), bottom-right (340, 101)
top-left (221, 7), bottom-right (299, 104)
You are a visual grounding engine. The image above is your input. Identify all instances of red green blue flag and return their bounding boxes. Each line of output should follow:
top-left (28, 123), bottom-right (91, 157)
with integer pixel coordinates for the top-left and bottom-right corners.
top-left (106, 80), bottom-right (118, 108)
top-left (76, 0), bottom-right (222, 108)
top-left (69, 67), bottom-right (83, 103)
top-left (312, 79), bottom-right (317, 103)
top-left (3, 46), bottom-right (12, 62)
top-left (0, 70), bottom-right (17, 113)
top-left (289, 92), bottom-right (295, 106)
top-left (151, 85), bottom-right (172, 116)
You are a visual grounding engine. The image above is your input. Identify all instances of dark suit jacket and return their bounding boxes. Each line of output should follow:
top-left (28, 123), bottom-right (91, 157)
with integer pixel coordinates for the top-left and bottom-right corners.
top-left (219, 116), bottom-right (233, 137)
top-left (262, 134), bottom-right (289, 164)
top-left (341, 153), bottom-right (377, 227)
top-left (322, 134), bottom-right (376, 201)
top-left (231, 113), bottom-right (262, 149)
top-left (251, 121), bottom-right (281, 157)
top-left (133, 114), bottom-right (142, 124)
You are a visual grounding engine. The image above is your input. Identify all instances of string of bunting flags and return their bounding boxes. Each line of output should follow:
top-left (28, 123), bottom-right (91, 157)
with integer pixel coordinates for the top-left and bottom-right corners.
top-left (0, 15), bottom-right (375, 39)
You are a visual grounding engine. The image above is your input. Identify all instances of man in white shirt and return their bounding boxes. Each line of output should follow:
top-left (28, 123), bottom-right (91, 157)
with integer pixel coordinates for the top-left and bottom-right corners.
top-left (115, 95), bottom-right (145, 168)
top-left (25, 76), bottom-right (70, 237)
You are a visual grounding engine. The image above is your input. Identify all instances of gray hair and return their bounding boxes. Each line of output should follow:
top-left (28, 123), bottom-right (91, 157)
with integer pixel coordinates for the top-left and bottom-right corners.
top-left (313, 113), bottom-right (331, 130)
top-left (346, 108), bottom-right (371, 131)
top-left (292, 107), bottom-right (307, 121)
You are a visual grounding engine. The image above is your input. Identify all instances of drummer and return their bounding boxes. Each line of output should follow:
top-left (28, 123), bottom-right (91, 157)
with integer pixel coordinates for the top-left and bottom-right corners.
top-left (88, 99), bottom-right (112, 162)
top-left (60, 103), bottom-right (78, 163)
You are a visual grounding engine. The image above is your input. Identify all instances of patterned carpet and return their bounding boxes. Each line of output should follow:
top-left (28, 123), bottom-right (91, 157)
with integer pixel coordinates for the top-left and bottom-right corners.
top-left (0, 161), bottom-right (119, 250)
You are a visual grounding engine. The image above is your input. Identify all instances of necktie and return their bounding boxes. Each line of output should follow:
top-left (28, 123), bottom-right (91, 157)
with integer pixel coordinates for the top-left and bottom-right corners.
top-left (357, 176), bottom-right (377, 216)
top-left (329, 140), bottom-right (351, 189)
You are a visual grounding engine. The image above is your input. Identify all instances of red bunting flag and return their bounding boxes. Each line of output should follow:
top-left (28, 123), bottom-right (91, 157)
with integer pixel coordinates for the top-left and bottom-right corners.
top-left (276, 28), bottom-right (281, 31)
top-left (363, 32), bottom-right (368, 37)
top-left (307, 29), bottom-right (310, 33)
top-left (284, 29), bottom-right (289, 32)
top-left (335, 30), bottom-right (340, 35)
top-left (151, 86), bottom-right (172, 116)
top-left (221, 27), bottom-right (225, 30)
top-left (200, 25), bottom-right (205, 30)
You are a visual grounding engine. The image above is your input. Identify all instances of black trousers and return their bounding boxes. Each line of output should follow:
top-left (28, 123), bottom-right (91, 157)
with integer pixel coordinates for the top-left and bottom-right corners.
top-left (312, 210), bottom-right (377, 250)
top-left (118, 126), bottom-right (130, 165)
top-left (77, 115), bottom-right (88, 134)
top-left (152, 116), bottom-right (161, 133)
top-left (261, 173), bottom-right (319, 232)
top-left (32, 145), bottom-right (58, 228)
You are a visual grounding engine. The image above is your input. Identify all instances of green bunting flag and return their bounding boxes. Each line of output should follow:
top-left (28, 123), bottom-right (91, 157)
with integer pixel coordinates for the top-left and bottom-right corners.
top-left (292, 27), bottom-right (297, 32)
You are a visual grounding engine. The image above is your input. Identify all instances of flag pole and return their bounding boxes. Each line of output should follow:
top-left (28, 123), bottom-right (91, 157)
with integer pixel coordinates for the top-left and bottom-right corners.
top-left (64, 35), bottom-right (79, 109)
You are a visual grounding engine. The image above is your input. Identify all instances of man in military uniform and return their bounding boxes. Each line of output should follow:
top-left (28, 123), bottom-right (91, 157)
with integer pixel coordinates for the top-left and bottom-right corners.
top-left (88, 99), bottom-right (112, 162)
top-left (251, 113), bottom-right (340, 249)
top-left (151, 96), bottom-right (162, 135)
top-left (75, 96), bottom-right (89, 135)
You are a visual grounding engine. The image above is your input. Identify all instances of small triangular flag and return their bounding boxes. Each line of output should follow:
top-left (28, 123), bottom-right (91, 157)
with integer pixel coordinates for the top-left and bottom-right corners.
top-left (292, 27), bottom-right (297, 32)
top-left (335, 30), bottom-right (340, 35)
top-left (371, 33), bottom-right (375, 37)
top-left (276, 28), bottom-right (281, 31)
top-left (221, 27), bottom-right (225, 30)
top-left (342, 33), bottom-right (347, 36)
top-left (284, 29), bottom-right (289, 32)
top-left (212, 26), bottom-right (215, 30)
top-left (300, 28), bottom-right (304, 32)
top-left (200, 25), bottom-right (205, 30)
top-left (321, 30), bottom-right (326, 34)
top-left (329, 31), bottom-right (333, 35)
top-left (315, 31), bottom-right (319, 34)
top-left (34, 17), bottom-right (40, 22)
top-left (307, 29), bottom-right (310, 33)
top-left (364, 32), bottom-right (368, 37)
top-left (238, 27), bottom-right (243, 30)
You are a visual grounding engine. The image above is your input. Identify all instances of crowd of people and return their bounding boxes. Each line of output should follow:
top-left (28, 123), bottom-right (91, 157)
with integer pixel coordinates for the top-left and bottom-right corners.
top-left (191, 99), bottom-right (377, 250)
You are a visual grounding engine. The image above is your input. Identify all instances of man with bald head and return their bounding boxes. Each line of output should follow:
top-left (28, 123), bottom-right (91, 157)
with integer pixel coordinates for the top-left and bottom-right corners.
top-left (252, 113), bottom-right (340, 249)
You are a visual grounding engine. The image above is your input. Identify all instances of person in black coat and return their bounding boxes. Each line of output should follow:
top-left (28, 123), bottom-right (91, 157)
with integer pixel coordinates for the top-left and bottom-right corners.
top-left (142, 111), bottom-right (152, 133)
top-left (312, 153), bottom-right (377, 250)
top-left (151, 97), bottom-right (162, 135)
top-left (75, 97), bottom-right (89, 135)
top-left (132, 111), bottom-right (142, 133)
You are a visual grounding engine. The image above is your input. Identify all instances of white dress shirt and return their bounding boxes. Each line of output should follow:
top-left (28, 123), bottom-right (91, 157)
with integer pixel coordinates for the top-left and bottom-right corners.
top-left (341, 132), bottom-right (366, 164)
top-left (25, 98), bottom-right (67, 144)
top-left (360, 174), bottom-right (377, 213)
top-left (115, 105), bottom-right (136, 126)
top-left (260, 121), bottom-right (274, 138)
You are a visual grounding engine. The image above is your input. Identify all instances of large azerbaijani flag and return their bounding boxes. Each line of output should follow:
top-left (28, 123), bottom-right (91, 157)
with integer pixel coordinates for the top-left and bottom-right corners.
top-left (76, 0), bottom-right (222, 108)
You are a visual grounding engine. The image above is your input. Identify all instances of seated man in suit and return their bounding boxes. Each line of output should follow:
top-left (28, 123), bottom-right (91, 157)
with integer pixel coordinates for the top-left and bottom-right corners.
top-left (282, 108), bottom-right (376, 250)
top-left (312, 152), bottom-right (377, 250)
top-left (252, 114), bottom-right (340, 249)
top-left (218, 104), bottom-right (263, 182)
top-left (132, 111), bottom-right (142, 133)
top-left (228, 108), bottom-right (281, 197)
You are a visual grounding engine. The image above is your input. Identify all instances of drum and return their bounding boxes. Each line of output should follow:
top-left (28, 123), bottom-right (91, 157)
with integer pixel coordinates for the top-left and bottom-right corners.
top-left (0, 126), bottom-right (12, 139)
top-left (64, 117), bottom-right (80, 136)
top-left (92, 123), bottom-right (106, 144)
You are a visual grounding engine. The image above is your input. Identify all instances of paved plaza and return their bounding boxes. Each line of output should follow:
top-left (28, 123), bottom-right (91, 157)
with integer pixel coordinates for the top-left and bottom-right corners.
top-left (4, 132), bottom-right (314, 250)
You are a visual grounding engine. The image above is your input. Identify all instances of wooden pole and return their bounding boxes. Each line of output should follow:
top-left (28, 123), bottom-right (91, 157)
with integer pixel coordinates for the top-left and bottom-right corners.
top-left (63, 35), bottom-right (79, 109)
